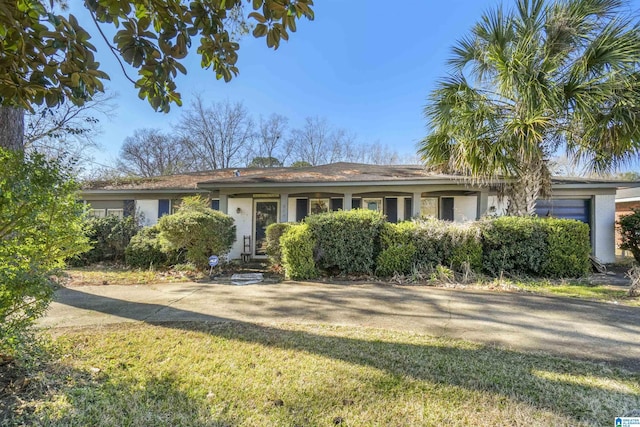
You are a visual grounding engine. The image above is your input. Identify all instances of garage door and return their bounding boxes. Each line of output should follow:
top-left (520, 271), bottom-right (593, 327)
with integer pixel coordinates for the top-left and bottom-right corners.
top-left (535, 199), bottom-right (590, 224)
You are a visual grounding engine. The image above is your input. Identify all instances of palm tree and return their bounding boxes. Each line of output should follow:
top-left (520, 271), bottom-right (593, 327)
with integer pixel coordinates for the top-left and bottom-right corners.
top-left (419, 0), bottom-right (640, 215)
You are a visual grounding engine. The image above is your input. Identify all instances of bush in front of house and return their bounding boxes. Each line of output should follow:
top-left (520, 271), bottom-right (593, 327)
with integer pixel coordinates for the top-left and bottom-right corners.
top-left (125, 225), bottom-right (184, 269)
top-left (157, 196), bottom-right (235, 267)
top-left (481, 216), bottom-right (591, 277)
top-left (265, 222), bottom-right (295, 267)
top-left (305, 209), bottom-right (386, 275)
top-left (480, 216), bottom-right (547, 276)
top-left (71, 215), bottom-right (140, 266)
top-left (618, 208), bottom-right (640, 264)
top-left (375, 220), bottom-right (482, 277)
top-left (443, 222), bottom-right (483, 272)
top-left (281, 224), bottom-right (318, 280)
top-left (376, 222), bottom-right (417, 277)
top-left (539, 218), bottom-right (591, 277)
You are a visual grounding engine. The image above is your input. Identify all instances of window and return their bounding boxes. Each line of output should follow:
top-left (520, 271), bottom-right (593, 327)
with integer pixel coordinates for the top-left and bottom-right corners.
top-left (363, 198), bottom-right (383, 212)
top-left (309, 198), bottom-right (330, 215)
top-left (106, 208), bottom-right (124, 218)
top-left (420, 197), bottom-right (438, 218)
top-left (88, 209), bottom-right (106, 218)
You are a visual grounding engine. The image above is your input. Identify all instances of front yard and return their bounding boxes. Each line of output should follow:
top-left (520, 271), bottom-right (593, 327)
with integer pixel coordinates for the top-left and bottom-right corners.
top-left (8, 322), bottom-right (640, 426)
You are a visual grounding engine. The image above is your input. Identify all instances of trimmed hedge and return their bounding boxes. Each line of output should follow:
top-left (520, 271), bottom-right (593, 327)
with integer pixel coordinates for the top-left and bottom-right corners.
top-left (481, 216), bottom-right (590, 277)
top-left (376, 220), bottom-right (482, 277)
top-left (265, 222), bottom-right (295, 266)
top-left (539, 218), bottom-right (591, 278)
top-left (305, 209), bottom-right (386, 275)
top-left (281, 224), bottom-right (318, 280)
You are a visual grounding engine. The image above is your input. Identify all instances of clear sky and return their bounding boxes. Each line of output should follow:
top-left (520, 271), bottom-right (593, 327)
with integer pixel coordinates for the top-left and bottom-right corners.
top-left (68, 0), bottom-right (640, 171)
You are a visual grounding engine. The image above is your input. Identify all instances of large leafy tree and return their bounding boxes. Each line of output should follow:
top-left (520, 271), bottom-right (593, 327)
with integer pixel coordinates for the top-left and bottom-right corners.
top-left (419, 0), bottom-right (640, 215)
top-left (0, 0), bottom-right (314, 149)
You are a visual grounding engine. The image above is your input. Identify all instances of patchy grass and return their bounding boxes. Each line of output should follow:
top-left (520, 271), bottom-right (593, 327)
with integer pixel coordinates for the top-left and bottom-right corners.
top-left (497, 279), bottom-right (640, 307)
top-left (7, 323), bottom-right (640, 426)
top-left (59, 265), bottom-right (206, 287)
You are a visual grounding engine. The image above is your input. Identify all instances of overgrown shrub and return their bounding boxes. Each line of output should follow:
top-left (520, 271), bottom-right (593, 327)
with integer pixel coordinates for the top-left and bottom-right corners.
top-left (306, 209), bottom-right (386, 275)
top-left (618, 208), bottom-right (640, 263)
top-left (281, 224), bottom-right (318, 280)
top-left (376, 222), bottom-right (417, 276)
top-left (444, 222), bottom-right (482, 272)
top-left (0, 149), bottom-right (90, 355)
top-left (72, 215), bottom-right (140, 265)
top-left (539, 218), bottom-right (591, 277)
top-left (411, 218), bottom-right (449, 269)
top-left (158, 196), bottom-right (235, 267)
top-left (266, 222), bottom-right (295, 266)
top-left (481, 216), bottom-right (547, 276)
top-left (481, 216), bottom-right (590, 277)
top-left (125, 225), bottom-right (184, 269)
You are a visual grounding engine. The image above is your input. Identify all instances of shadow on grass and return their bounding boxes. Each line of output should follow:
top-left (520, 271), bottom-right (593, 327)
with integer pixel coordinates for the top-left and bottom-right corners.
top-left (38, 287), bottom-right (640, 426)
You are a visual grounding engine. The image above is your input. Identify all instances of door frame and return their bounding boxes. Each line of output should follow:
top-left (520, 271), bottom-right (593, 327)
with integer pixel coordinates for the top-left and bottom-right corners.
top-left (253, 198), bottom-right (280, 258)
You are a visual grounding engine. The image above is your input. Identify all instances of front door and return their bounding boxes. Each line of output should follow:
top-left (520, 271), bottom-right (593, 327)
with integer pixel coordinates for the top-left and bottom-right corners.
top-left (254, 200), bottom-right (279, 256)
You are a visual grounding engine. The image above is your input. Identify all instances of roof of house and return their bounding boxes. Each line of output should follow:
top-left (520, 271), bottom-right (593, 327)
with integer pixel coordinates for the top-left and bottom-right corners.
top-left (81, 162), bottom-right (638, 192)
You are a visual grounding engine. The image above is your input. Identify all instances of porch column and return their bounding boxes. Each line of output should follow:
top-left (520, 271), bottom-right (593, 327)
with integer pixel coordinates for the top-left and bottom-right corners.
top-left (343, 192), bottom-right (352, 211)
top-left (219, 194), bottom-right (228, 214)
top-left (412, 191), bottom-right (422, 218)
top-left (477, 190), bottom-right (489, 219)
top-left (280, 193), bottom-right (289, 222)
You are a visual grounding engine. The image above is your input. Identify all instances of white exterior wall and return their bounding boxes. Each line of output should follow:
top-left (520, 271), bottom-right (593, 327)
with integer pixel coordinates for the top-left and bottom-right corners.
top-left (136, 200), bottom-right (159, 226)
top-left (487, 195), bottom-right (508, 216)
top-left (228, 198), bottom-right (253, 260)
top-left (453, 196), bottom-right (477, 222)
top-left (593, 194), bottom-right (616, 263)
top-left (288, 198), bottom-right (297, 222)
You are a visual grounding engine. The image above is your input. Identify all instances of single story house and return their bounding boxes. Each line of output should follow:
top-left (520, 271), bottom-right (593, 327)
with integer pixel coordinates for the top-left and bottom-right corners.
top-left (80, 162), bottom-right (637, 264)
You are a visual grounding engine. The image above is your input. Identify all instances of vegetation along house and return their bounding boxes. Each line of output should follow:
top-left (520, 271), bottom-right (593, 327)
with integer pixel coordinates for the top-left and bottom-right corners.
top-left (81, 163), bottom-right (636, 264)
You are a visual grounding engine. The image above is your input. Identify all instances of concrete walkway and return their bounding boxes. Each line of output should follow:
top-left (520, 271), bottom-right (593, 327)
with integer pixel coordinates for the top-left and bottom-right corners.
top-left (40, 281), bottom-right (640, 372)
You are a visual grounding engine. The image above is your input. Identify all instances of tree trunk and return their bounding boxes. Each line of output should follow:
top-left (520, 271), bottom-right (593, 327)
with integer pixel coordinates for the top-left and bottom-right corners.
top-left (505, 159), bottom-right (551, 216)
top-left (0, 106), bottom-right (25, 150)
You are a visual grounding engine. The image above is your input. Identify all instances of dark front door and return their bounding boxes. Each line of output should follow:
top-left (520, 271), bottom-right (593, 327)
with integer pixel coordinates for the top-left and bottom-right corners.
top-left (254, 200), bottom-right (279, 256)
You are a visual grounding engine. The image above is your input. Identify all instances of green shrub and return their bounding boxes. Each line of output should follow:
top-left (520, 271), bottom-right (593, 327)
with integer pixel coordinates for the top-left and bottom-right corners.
top-left (305, 209), bottom-right (386, 275)
top-left (125, 225), bottom-right (184, 269)
top-left (376, 244), bottom-right (417, 277)
top-left (281, 224), bottom-right (318, 280)
top-left (481, 216), bottom-right (590, 278)
top-left (481, 216), bottom-right (547, 276)
top-left (411, 218), bottom-right (449, 269)
top-left (539, 218), bottom-right (591, 278)
top-left (72, 215), bottom-right (140, 265)
top-left (266, 222), bottom-right (295, 266)
top-left (444, 222), bottom-right (482, 272)
top-left (618, 208), bottom-right (640, 263)
top-left (158, 196), bottom-right (235, 267)
top-left (0, 149), bottom-right (89, 355)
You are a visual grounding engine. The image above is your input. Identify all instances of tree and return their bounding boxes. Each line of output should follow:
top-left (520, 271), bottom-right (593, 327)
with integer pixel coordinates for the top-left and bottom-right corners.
top-left (288, 116), bottom-right (350, 166)
top-left (178, 98), bottom-right (255, 169)
top-left (248, 156), bottom-right (283, 168)
top-left (24, 93), bottom-right (114, 159)
top-left (0, 0), bottom-right (315, 150)
top-left (419, 0), bottom-right (640, 215)
top-left (117, 128), bottom-right (189, 177)
top-left (0, 149), bottom-right (89, 353)
top-left (250, 113), bottom-right (290, 164)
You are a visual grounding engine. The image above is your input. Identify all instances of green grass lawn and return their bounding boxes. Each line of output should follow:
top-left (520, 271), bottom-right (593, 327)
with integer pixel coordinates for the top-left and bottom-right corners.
top-left (11, 322), bottom-right (640, 426)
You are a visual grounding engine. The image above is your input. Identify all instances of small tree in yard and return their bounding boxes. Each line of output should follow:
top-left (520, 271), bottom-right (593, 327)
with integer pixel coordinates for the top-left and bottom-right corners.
top-left (618, 209), bottom-right (640, 264)
top-left (0, 149), bottom-right (90, 354)
top-left (158, 196), bottom-right (235, 268)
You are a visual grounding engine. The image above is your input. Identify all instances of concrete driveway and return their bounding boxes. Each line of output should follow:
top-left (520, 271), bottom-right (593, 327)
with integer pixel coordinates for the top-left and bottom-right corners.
top-left (40, 281), bottom-right (640, 372)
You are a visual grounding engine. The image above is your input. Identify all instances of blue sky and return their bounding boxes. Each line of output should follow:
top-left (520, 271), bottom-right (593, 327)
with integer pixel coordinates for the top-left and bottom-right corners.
top-left (68, 0), bottom-right (640, 170)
